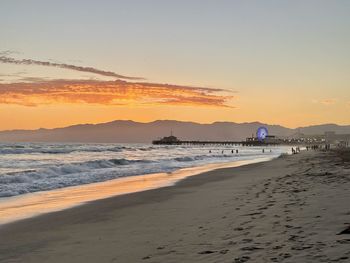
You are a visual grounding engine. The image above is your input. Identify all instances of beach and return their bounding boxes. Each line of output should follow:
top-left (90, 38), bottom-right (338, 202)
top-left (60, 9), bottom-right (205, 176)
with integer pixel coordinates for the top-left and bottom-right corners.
top-left (0, 150), bottom-right (349, 262)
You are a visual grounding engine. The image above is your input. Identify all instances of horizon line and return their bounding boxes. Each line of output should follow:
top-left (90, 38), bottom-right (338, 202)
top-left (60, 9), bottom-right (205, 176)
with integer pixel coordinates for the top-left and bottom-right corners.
top-left (1, 119), bottom-right (349, 133)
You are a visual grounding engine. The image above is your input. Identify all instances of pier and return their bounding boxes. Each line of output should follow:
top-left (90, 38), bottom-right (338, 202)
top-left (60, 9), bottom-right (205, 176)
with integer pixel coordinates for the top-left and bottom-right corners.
top-left (153, 140), bottom-right (279, 146)
top-left (152, 135), bottom-right (281, 146)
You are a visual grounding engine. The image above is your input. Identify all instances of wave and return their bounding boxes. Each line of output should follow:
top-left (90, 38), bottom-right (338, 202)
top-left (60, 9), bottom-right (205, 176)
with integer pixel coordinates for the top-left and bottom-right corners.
top-left (0, 157), bottom-right (158, 197)
top-left (0, 154), bottom-right (215, 184)
top-left (173, 153), bottom-right (239, 162)
top-left (0, 144), bottom-right (161, 155)
top-left (0, 154), bottom-right (225, 197)
top-left (0, 158), bottom-right (147, 181)
top-left (174, 156), bottom-right (195, 162)
top-left (0, 142), bottom-right (286, 198)
top-left (0, 146), bottom-right (126, 155)
top-left (0, 153), bottom-right (258, 185)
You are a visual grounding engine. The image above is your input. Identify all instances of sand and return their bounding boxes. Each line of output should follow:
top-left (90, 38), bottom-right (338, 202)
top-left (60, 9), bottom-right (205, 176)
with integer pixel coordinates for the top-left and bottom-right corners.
top-left (0, 150), bottom-right (349, 262)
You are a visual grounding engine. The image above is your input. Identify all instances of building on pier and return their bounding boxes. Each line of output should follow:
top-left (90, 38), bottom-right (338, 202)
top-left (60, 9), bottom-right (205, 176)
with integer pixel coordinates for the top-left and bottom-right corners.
top-left (153, 135), bottom-right (181, 145)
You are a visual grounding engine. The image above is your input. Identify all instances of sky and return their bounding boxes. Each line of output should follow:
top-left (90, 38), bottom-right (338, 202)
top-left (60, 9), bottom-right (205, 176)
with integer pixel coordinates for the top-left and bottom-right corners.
top-left (0, 0), bottom-right (349, 130)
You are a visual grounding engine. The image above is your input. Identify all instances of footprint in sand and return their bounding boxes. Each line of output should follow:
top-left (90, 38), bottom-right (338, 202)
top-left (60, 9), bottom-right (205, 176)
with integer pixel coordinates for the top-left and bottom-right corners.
top-left (234, 256), bottom-right (250, 263)
top-left (272, 245), bottom-right (284, 250)
top-left (198, 250), bottom-right (216, 254)
top-left (241, 238), bottom-right (253, 244)
top-left (337, 226), bottom-right (350, 235)
top-left (240, 246), bottom-right (263, 251)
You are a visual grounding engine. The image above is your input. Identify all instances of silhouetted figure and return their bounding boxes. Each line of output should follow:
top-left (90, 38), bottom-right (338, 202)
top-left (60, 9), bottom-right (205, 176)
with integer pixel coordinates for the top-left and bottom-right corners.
top-left (231, 150), bottom-right (234, 154)
top-left (262, 149), bottom-right (265, 153)
top-left (209, 150), bottom-right (211, 153)
top-left (236, 149), bottom-right (238, 154)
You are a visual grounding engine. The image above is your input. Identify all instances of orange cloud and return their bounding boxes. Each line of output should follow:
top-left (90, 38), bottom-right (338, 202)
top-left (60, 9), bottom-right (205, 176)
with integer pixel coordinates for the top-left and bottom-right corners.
top-left (0, 79), bottom-right (233, 108)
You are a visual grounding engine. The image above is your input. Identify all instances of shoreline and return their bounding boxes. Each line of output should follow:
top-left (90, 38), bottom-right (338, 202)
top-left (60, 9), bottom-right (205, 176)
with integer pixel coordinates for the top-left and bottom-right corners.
top-left (1, 150), bottom-right (349, 262)
top-left (0, 155), bottom-right (276, 225)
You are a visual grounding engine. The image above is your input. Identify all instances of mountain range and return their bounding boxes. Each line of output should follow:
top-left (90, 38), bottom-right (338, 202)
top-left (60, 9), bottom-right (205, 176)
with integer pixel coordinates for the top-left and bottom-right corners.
top-left (0, 120), bottom-right (349, 143)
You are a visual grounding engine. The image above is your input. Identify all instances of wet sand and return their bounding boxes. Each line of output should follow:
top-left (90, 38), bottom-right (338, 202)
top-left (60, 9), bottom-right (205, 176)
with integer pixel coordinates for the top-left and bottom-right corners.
top-left (0, 150), bottom-right (349, 262)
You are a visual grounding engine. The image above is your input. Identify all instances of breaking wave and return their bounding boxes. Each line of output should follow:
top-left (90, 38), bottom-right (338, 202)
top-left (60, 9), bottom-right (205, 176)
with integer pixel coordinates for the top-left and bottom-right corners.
top-left (0, 143), bottom-right (288, 197)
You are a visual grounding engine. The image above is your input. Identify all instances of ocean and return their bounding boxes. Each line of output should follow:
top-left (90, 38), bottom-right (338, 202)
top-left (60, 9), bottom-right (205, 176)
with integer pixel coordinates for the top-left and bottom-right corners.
top-left (0, 142), bottom-right (291, 224)
top-left (0, 142), bottom-right (291, 198)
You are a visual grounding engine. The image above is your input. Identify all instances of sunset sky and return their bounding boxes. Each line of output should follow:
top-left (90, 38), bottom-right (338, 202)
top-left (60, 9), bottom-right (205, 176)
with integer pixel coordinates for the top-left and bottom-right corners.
top-left (1, 0), bottom-right (349, 130)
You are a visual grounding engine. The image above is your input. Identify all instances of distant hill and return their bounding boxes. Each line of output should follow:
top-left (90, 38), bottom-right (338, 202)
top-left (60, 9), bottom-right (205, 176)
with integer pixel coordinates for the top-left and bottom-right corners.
top-left (297, 124), bottom-right (350, 135)
top-left (0, 120), bottom-right (349, 143)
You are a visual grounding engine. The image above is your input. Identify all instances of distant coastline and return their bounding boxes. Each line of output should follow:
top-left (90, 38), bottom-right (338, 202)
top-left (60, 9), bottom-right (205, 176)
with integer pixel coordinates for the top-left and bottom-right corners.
top-left (0, 120), bottom-right (349, 143)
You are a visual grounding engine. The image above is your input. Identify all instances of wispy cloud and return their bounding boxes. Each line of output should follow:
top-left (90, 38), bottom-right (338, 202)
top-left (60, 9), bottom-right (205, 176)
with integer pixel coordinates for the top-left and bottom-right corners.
top-left (320, 98), bottom-right (337, 105)
top-left (0, 55), bottom-right (144, 80)
top-left (312, 98), bottom-right (337, 105)
top-left (0, 71), bottom-right (27, 78)
top-left (0, 52), bottom-right (234, 108)
top-left (0, 79), bottom-right (233, 108)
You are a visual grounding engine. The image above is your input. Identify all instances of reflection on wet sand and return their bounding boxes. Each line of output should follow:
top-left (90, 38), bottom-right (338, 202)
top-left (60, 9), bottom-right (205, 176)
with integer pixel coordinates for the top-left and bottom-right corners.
top-left (0, 157), bottom-right (273, 225)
